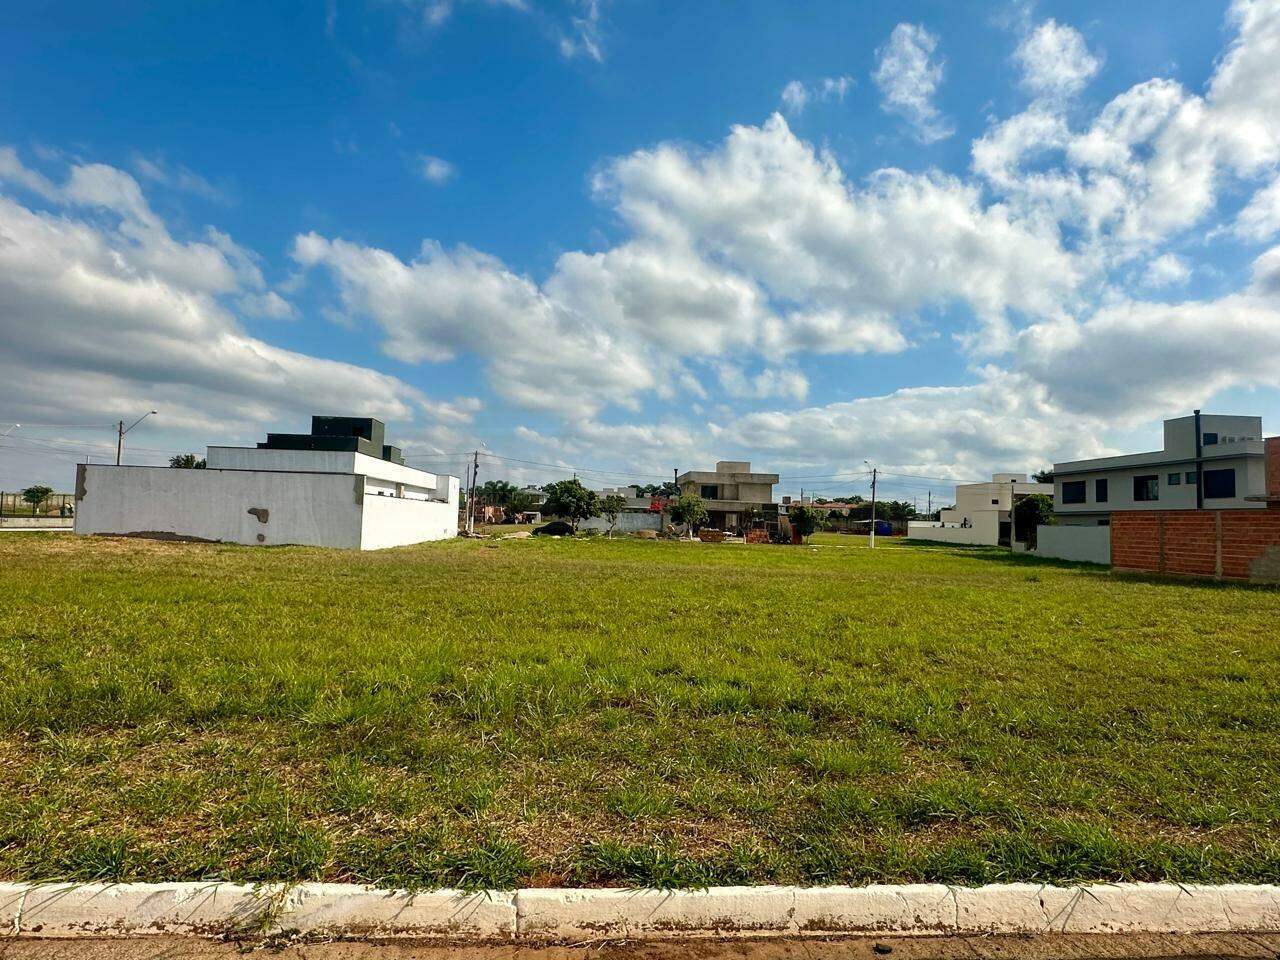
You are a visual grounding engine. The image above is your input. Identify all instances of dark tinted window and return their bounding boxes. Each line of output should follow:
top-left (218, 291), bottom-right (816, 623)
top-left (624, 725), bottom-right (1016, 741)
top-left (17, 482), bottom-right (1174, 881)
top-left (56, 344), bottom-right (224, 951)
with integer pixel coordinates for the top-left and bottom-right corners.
top-left (1203, 468), bottom-right (1236, 499)
top-left (1167, 472), bottom-right (1181, 485)
top-left (1185, 471), bottom-right (1198, 484)
top-left (1095, 478), bottom-right (1108, 502)
top-left (700, 485), bottom-right (718, 499)
top-left (1061, 480), bottom-right (1086, 504)
top-left (1134, 475), bottom-right (1159, 501)
top-left (1203, 432), bottom-right (1218, 445)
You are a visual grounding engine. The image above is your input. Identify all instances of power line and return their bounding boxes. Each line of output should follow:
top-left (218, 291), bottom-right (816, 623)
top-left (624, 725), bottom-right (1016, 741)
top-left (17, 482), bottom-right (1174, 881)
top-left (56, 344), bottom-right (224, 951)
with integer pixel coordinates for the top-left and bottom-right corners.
top-left (5, 434), bottom-right (186, 456)
top-left (777, 469), bottom-right (873, 481)
top-left (0, 421), bottom-right (117, 428)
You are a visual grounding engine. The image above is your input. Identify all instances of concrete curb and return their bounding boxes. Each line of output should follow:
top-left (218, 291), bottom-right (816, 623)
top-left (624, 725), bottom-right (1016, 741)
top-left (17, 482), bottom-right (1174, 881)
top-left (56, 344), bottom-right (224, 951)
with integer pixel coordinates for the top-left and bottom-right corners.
top-left (2, 882), bottom-right (1279, 941)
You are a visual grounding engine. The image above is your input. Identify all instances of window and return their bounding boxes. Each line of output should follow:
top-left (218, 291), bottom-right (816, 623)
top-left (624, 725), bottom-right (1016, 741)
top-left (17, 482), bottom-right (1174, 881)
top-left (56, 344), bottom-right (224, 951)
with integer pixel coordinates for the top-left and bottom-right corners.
top-left (1095, 478), bottom-right (1108, 503)
top-left (991, 498), bottom-right (999, 505)
top-left (1203, 468), bottom-right (1236, 499)
top-left (1185, 471), bottom-right (1198, 485)
top-left (1133, 475), bottom-right (1159, 502)
top-left (700, 485), bottom-right (718, 500)
top-left (1203, 432), bottom-right (1218, 445)
top-left (1098, 518), bottom-right (1110, 526)
top-left (1167, 472), bottom-right (1181, 486)
top-left (1061, 480), bottom-right (1086, 504)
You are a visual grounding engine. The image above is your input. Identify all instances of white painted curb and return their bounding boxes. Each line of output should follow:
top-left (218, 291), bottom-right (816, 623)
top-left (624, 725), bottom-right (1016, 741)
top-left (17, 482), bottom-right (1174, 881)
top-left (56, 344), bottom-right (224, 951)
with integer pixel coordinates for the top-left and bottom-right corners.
top-left (2, 882), bottom-right (1279, 941)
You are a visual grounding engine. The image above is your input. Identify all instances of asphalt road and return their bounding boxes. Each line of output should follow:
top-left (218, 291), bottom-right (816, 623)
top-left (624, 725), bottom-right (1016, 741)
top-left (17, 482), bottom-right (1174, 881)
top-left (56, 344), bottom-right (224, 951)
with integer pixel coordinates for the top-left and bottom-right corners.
top-left (2, 933), bottom-right (1278, 960)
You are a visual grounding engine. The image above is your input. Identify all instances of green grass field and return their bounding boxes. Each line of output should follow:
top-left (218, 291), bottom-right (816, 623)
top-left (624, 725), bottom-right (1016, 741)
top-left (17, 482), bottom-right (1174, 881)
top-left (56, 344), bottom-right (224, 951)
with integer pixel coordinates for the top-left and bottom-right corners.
top-left (2, 532), bottom-right (1279, 890)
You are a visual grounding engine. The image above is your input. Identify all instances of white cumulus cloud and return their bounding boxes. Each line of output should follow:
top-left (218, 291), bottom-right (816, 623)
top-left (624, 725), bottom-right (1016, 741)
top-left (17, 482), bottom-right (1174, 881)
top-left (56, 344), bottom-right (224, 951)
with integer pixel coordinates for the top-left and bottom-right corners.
top-left (873, 23), bottom-right (953, 143)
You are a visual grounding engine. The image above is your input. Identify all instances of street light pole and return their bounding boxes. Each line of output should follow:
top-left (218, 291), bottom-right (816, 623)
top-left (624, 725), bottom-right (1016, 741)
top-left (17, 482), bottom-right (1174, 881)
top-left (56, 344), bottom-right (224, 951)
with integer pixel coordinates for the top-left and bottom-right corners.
top-left (116, 410), bottom-right (158, 466)
top-left (864, 460), bottom-right (878, 549)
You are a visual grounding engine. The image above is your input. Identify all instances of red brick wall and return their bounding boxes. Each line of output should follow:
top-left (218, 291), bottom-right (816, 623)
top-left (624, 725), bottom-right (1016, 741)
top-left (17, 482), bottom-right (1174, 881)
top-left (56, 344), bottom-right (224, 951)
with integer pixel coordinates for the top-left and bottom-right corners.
top-left (1267, 437), bottom-right (1280, 500)
top-left (1160, 511), bottom-right (1218, 577)
top-left (1110, 512), bottom-right (1163, 572)
top-left (1111, 508), bottom-right (1280, 582)
top-left (1220, 510), bottom-right (1280, 579)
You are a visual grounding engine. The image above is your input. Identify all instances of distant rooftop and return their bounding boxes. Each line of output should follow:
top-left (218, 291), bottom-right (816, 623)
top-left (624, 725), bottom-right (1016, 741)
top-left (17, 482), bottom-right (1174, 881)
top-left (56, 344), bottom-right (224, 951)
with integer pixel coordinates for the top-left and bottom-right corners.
top-left (257, 415), bottom-right (405, 464)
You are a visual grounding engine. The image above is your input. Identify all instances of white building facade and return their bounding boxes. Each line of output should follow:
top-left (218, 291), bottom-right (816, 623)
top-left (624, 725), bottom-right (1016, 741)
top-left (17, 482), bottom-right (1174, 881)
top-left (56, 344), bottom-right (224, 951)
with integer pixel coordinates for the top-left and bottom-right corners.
top-left (908, 473), bottom-right (1052, 546)
top-left (1052, 413), bottom-right (1268, 525)
top-left (74, 417), bottom-right (459, 549)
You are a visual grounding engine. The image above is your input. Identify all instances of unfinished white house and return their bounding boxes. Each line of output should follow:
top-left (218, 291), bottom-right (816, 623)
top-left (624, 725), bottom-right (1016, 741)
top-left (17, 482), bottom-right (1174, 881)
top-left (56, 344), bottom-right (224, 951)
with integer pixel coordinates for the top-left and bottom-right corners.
top-left (74, 416), bottom-right (459, 549)
top-left (907, 473), bottom-right (1052, 546)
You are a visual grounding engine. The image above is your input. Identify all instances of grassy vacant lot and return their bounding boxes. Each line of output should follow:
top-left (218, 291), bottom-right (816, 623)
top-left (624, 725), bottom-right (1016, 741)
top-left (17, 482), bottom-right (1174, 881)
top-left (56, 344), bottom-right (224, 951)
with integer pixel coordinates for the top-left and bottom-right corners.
top-left (2, 533), bottom-right (1279, 890)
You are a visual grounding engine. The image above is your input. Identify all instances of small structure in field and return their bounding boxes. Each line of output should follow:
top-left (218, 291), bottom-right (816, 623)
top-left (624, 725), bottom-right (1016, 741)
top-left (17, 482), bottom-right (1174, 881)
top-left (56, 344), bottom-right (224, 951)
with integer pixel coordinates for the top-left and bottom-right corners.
top-left (74, 416), bottom-right (459, 549)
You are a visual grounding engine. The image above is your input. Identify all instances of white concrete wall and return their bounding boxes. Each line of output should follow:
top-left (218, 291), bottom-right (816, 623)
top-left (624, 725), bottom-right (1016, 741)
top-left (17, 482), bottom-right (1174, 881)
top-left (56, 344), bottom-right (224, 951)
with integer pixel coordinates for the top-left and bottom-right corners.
top-left (1035, 524), bottom-right (1111, 564)
top-left (75, 466), bottom-right (364, 548)
top-left (207, 447), bottom-right (449, 492)
top-left (360, 491), bottom-right (458, 548)
top-left (906, 515), bottom-right (999, 545)
top-left (206, 447), bottom-right (359, 474)
top-left (578, 511), bottom-right (663, 533)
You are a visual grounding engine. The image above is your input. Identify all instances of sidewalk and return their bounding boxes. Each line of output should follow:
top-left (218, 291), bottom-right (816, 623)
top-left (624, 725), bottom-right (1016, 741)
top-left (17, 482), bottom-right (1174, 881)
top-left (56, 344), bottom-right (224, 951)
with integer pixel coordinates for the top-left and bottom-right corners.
top-left (2, 932), bottom-right (1277, 959)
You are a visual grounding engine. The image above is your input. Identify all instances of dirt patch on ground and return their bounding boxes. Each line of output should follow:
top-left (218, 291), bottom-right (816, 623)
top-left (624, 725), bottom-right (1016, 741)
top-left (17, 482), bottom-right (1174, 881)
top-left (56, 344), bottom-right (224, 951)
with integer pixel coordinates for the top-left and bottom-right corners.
top-left (1, 933), bottom-right (1277, 960)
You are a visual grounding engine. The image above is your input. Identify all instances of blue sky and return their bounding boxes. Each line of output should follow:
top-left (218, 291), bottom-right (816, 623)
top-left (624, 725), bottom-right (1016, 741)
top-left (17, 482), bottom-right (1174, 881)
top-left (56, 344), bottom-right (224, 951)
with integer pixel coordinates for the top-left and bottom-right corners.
top-left (3, 0), bottom-right (1280, 503)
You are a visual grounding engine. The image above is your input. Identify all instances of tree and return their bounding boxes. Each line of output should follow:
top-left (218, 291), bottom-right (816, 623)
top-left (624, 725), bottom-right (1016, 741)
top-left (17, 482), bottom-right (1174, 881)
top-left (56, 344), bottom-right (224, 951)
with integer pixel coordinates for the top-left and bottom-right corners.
top-left (669, 493), bottom-right (707, 538)
top-left (169, 453), bottom-right (206, 469)
top-left (504, 490), bottom-right (540, 522)
top-left (478, 479), bottom-right (518, 505)
top-left (885, 500), bottom-right (917, 522)
top-left (1031, 469), bottom-right (1054, 484)
top-left (637, 481), bottom-right (679, 498)
top-left (849, 500), bottom-right (890, 522)
top-left (1013, 493), bottom-right (1055, 547)
top-left (600, 494), bottom-right (628, 538)
top-left (788, 504), bottom-right (822, 542)
top-left (21, 484), bottom-right (53, 516)
top-left (541, 479), bottom-right (599, 532)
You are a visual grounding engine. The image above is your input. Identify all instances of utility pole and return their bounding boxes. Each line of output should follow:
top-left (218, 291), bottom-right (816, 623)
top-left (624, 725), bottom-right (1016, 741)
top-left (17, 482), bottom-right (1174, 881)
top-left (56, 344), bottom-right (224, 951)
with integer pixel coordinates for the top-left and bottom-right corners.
top-left (116, 410), bottom-right (157, 466)
top-left (927, 490), bottom-right (932, 519)
top-left (466, 449), bottom-right (480, 535)
top-left (864, 461), bottom-right (878, 548)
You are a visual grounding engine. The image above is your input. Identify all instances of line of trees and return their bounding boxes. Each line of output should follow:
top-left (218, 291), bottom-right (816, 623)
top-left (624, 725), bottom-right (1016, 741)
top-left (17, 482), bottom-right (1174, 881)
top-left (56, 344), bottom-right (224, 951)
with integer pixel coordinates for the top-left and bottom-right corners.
top-left (539, 479), bottom-right (711, 538)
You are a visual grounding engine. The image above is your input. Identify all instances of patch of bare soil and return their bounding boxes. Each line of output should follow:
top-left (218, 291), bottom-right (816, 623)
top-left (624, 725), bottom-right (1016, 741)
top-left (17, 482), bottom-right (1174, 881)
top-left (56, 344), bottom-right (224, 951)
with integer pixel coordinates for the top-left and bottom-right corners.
top-left (1, 933), bottom-right (1278, 960)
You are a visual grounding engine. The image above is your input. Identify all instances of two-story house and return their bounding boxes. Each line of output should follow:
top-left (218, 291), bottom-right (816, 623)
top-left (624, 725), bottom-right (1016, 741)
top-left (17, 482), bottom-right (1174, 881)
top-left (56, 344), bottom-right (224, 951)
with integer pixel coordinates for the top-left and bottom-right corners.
top-left (677, 461), bottom-right (780, 533)
top-left (1053, 412), bottom-right (1269, 525)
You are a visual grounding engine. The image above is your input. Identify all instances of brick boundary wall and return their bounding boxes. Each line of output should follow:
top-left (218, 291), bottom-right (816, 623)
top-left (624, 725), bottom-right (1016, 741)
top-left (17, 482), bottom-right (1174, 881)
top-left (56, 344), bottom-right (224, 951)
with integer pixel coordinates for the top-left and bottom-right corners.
top-left (1269, 435), bottom-right (1280, 499)
top-left (1110, 437), bottom-right (1280, 584)
top-left (1111, 510), bottom-right (1280, 583)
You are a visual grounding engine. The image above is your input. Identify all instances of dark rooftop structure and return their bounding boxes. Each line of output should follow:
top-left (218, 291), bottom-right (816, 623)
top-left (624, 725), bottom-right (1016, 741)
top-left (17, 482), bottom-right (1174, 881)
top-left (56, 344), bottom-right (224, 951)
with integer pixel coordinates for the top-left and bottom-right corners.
top-left (258, 416), bottom-right (405, 464)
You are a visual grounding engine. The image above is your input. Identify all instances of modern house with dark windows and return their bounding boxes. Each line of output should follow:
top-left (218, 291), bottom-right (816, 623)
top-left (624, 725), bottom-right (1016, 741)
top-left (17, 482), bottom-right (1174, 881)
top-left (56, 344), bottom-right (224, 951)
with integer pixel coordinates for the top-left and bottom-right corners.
top-left (75, 415), bottom-right (460, 549)
top-left (1052, 412), bottom-right (1270, 525)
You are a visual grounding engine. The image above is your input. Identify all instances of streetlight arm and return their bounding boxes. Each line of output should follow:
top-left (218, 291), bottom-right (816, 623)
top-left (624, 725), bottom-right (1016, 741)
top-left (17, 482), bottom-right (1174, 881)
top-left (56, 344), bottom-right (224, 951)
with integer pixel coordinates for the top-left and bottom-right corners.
top-left (122, 410), bottom-right (158, 435)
